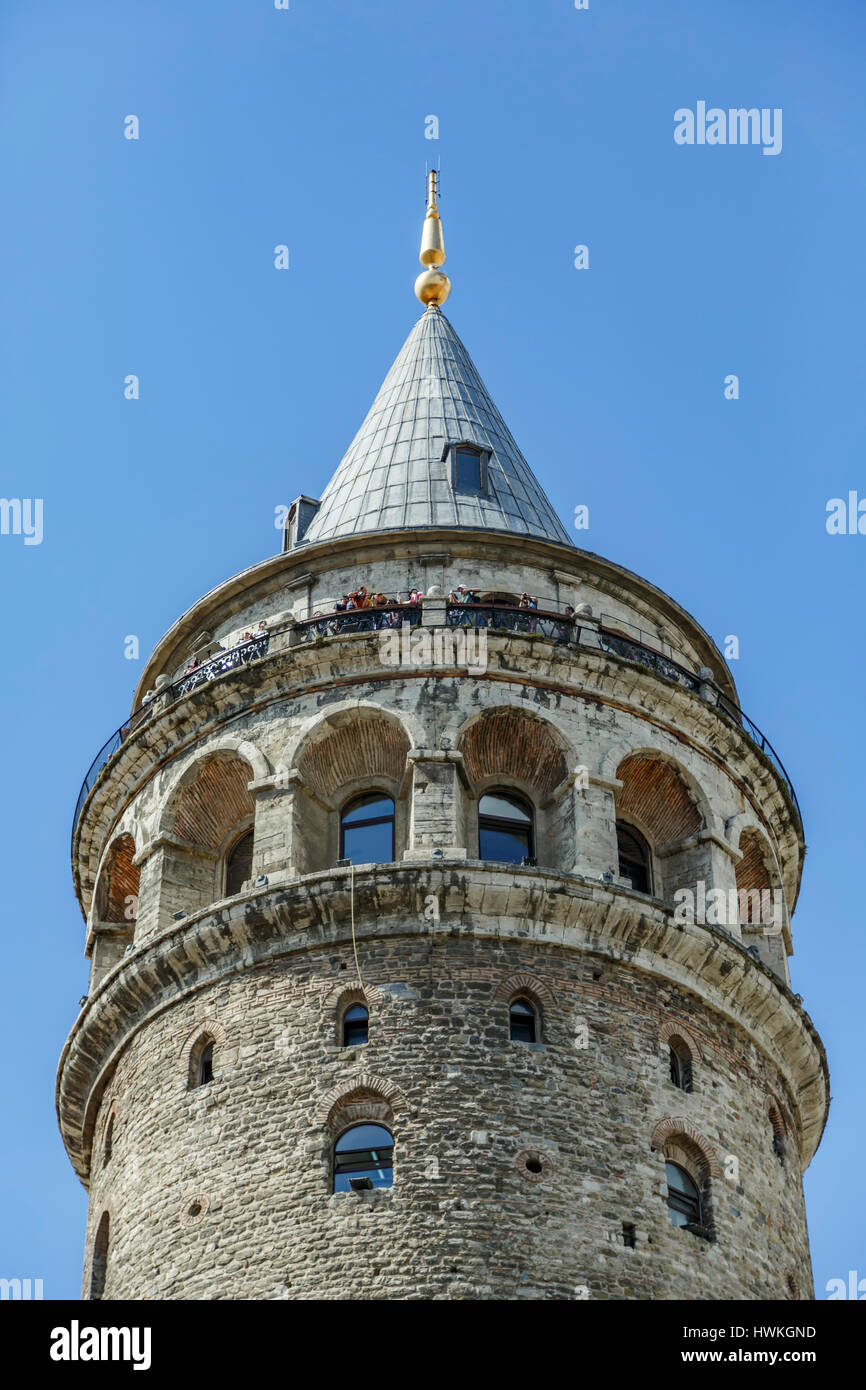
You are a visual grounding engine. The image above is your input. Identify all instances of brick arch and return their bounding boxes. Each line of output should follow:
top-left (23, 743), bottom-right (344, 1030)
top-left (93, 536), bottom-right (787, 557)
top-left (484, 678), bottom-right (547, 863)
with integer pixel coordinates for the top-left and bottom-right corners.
top-left (295, 709), bottom-right (411, 803)
top-left (736, 828), bottom-right (784, 923)
top-left (650, 1118), bottom-right (721, 1179)
top-left (163, 752), bottom-right (257, 852)
top-left (316, 1073), bottom-right (407, 1132)
top-left (767, 1099), bottom-right (787, 1140)
top-left (202, 734), bottom-right (270, 782)
top-left (616, 752), bottom-right (704, 848)
top-left (323, 981), bottom-right (385, 1012)
top-left (457, 708), bottom-right (570, 800)
top-left (657, 1019), bottom-right (702, 1062)
top-left (94, 833), bottom-right (139, 924)
top-left (493, 972), bottom-right (555, 1008)
top-left (179, 1017), bottom-right (226, 1059)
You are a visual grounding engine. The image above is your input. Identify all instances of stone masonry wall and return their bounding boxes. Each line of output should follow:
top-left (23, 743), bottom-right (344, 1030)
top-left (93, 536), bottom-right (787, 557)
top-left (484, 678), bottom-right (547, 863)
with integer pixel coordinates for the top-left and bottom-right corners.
top-left (81, 932), bottom-right (813, 1301)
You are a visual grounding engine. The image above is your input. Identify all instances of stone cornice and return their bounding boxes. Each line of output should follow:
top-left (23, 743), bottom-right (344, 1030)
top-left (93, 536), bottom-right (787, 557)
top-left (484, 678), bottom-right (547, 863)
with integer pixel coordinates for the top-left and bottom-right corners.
top-left (56, 863), bottom-right (829, 1187)
top-left (132, 530), bottom-right (738, 710)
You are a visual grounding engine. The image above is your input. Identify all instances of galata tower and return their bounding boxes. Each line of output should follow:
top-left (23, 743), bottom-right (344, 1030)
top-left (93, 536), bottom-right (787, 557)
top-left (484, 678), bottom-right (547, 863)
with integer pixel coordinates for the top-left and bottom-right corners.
top-left (60, 175), bottom-right (827, 1301)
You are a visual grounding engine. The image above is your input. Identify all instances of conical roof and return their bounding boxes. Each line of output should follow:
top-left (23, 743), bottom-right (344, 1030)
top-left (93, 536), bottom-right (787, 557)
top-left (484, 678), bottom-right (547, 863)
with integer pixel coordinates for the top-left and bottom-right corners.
top-left (299, 304), bottom-right (573, 548)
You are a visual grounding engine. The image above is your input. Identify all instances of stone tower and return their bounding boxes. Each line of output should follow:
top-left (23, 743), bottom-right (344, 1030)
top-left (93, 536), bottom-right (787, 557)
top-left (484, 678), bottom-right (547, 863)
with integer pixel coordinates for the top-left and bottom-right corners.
top-left (60, 177), bottom-right (827, 1301)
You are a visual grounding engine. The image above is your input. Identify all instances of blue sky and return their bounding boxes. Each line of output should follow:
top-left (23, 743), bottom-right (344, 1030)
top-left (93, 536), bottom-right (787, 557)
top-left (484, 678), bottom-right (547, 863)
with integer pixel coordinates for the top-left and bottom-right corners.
top-left (0, 0), bottom-right (863, 1299)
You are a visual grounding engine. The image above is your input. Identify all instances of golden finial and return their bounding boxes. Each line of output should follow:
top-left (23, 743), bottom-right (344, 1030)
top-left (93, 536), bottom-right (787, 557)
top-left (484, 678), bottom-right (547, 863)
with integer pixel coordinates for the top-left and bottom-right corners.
top-left (415, 169), bottom-right (452, 307)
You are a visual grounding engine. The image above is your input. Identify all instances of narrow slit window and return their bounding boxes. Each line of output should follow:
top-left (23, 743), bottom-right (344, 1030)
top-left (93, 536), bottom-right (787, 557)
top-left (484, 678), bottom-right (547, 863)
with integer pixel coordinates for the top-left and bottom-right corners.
top-left (616, 821), bottom-right (651, 894)
top-left (225, 829), bottom-right (254, 896)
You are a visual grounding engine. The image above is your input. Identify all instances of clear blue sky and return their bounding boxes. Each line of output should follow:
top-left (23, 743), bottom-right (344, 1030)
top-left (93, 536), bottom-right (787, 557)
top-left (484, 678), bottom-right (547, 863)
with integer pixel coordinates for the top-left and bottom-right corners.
top-left (1, 0), bottom-right (863, 1299)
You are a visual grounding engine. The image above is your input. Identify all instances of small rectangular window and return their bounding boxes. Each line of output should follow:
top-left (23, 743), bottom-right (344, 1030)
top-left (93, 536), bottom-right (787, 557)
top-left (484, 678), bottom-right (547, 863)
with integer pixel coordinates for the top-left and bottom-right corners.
top-left (454, 447), bottom-right (484, 493)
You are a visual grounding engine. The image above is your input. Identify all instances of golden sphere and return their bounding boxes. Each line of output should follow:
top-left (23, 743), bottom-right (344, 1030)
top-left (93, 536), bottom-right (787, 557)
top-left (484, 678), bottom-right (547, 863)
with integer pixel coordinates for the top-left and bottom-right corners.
top-left (414, 268), bottom-right (452, 306)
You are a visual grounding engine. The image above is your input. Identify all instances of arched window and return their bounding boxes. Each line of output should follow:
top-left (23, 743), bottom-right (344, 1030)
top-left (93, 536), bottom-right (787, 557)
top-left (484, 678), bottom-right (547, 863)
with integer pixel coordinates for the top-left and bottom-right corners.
top-left (616, 821), bottom-right (651, 894)
top-left (189, 1035), bottom-right (215, 1089)
top-left (665, 1161), bottom-right (702, 1231)
top-left (342, 1003), bottom-right (369, 1047)
top-left (669, 1036), bottom-right (693, 1093)
top-left (89, 1212), bottom-right (110, 1300)
top-left (103, 1114), bottom-right (115, 1168)
top-left (333, 1123), bottom-right (394, 1193)
top-left (479, 791), bottom-right (534, 864)
top-left (509, 996), bottom-right (538, 1043)
top-left (340, 793), bottom-right (395, 864)
top-left (225, 829), bottom-right (254, 896)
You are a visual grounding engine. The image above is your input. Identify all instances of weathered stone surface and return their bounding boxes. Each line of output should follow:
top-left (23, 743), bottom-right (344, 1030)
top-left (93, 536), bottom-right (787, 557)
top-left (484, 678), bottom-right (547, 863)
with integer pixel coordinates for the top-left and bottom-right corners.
top-left (61, 527), bottom-right (824, 1301)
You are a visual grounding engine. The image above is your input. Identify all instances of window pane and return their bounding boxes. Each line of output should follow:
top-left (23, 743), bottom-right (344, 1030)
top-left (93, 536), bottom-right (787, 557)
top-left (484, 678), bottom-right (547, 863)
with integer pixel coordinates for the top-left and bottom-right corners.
top-left (510, 999), bottom-right (537, 1043)
top-left (455, 448), bottom-right (482, 490)
top-left (335, 1124), bottom-right (392, 1153)
top-left (333, 1124), bottom-right (394, 1193)
top-left (342, 795), bottom-right (394, 826)
top-left (665, 1162), bottom-right (699, 1198)
top-left (479, 793), bottom-right (531, 822)
top-left (342, 1004), bottom-right (368, 1046)
top-left (480, 824), bottom-right (530, 864)
top-left (333, 1162), bottom-right (393, 1193)
top-left (343, 821), bottom-right (393, 863)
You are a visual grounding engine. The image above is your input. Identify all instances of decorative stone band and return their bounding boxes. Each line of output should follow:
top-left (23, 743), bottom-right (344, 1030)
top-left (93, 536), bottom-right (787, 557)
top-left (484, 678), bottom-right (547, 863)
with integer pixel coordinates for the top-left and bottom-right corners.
top-left (56, 862), bottom-right (828, 1186)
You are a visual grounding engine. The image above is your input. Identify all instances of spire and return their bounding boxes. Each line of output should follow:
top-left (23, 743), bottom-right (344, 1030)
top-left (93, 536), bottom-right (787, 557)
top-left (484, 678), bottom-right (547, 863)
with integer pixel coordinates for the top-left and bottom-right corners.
top-left (298, 306), bottom-right (573, 549)
top-left (414, 170), bottom-right (451, 308)
top-left (292, 173), bottom-right (572, 551)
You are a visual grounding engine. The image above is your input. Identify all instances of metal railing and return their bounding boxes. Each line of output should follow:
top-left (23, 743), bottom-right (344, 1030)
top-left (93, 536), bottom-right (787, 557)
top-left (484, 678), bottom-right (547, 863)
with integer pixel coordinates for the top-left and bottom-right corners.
top-left (296, 604), bottom-right (422, 641)
top-left (595, 626), bottom-right (800, 819)
top-left (72, 602), bottom-right (802, 861)
top-left (596, 626), bottom-right (701, 693)
top-left (446, 601), bottom-right (573, 642)
top-left (71, 634), bottom-right (270, 855)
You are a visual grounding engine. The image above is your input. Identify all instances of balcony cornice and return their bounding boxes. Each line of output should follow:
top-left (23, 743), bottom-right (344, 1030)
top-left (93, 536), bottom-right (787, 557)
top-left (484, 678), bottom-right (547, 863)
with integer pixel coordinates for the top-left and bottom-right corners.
top-left (56, 861), bottom-right (829, 1188)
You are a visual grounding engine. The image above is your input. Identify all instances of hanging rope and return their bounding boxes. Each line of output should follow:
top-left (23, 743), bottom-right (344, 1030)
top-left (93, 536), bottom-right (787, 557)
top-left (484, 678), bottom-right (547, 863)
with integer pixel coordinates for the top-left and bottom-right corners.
top-left (348, 862), bottom-right (365, 994)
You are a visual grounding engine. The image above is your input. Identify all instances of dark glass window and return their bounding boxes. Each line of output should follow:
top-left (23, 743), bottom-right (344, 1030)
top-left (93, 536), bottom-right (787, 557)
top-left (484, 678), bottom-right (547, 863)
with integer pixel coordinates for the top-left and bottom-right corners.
top-left (509, 996), bottom-right (537, 1043)
top-left (333, 1123), bottom-right (394, 1193)
top-left (669, 1039), bottom-right (693, 1093)
top-left (340, 793), bottom-right (395, 864)
top-left (198, 1042), bottom-right (214, 1087)
top-left (89, 1212), bottom-right (110, 1301)
top-left (342, 1003), bottom-right (369, 1047)
top-left (225, 829), bottom-right (254, 896)
top-left (479, 791), bottom-right (534, 864)
top-left (616, 821), bottom-right (651, 894)
top-left (103, 1115), bottom-right (114, 1168)
top-left (454, 446), bottom-right (484, 492)
top-left (665, 1161), bottom-right (701, 1229)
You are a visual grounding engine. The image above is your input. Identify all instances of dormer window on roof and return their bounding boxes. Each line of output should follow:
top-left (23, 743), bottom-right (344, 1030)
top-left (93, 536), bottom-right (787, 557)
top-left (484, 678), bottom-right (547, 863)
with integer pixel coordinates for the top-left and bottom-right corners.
top-left (448, 443), bottom-right (488, 495)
